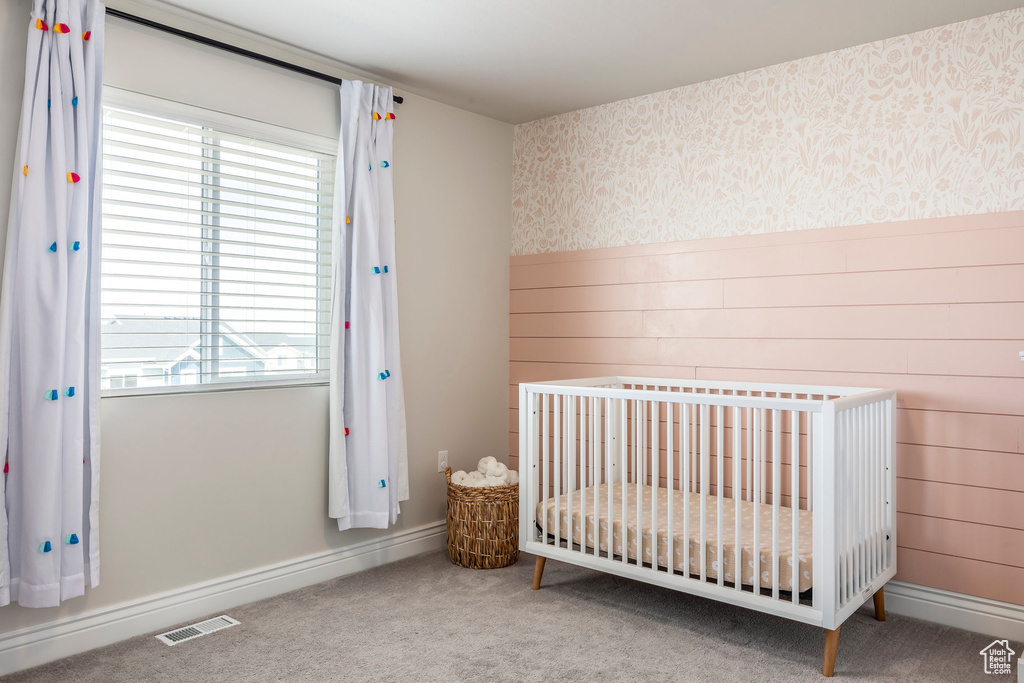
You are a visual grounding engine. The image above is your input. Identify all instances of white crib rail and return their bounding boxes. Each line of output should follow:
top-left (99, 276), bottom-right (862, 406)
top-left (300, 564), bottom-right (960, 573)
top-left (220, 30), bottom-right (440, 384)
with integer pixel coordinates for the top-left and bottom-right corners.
top-left (519, 377), bottom-right (896, 631)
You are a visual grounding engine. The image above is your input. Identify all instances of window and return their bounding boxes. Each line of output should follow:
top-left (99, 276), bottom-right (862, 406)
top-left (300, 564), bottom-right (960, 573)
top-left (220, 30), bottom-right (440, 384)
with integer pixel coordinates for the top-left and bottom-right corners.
top-left (101, 91), bottom-right (336, 393)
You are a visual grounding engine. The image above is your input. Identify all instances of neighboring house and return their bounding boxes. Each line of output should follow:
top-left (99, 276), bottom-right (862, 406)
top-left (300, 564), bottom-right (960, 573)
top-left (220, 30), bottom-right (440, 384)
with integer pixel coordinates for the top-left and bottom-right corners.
top-left (101, 315), bottom-right (316, 389)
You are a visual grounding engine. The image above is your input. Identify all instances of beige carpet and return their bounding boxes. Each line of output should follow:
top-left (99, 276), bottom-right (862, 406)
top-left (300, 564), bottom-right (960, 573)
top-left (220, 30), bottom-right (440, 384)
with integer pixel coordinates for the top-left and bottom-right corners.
top-left (5, 550), bottom-right (1010, 682)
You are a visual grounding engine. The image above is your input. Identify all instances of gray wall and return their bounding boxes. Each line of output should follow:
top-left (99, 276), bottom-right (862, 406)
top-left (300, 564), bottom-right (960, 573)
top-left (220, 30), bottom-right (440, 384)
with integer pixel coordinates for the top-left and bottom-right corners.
top-left (0, 0), bottom-right (512, 633)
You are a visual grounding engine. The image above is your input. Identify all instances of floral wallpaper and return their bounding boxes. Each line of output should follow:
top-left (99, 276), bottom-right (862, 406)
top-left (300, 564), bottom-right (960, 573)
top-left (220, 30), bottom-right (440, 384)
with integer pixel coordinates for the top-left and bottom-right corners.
top-left (511, 9), bottom-right (1024, 254)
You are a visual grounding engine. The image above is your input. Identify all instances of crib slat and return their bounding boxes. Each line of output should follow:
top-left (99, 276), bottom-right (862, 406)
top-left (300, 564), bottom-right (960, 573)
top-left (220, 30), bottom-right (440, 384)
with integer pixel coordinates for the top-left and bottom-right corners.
top-left (752, 408), bottom-right (761, 597)
top-left (869, 403), bottom-right (878, 580)
top-left (652, 400), bottom-right (660, 571)
top-left (875, 401), bottom-right (883, 577)
top-left (682, 403), bottom-right (691, 578)
top-left (717, 404), bottom-right (725, 587)
top-left (599, 397), bottom-right (607, 559)
top-left (528, 391), bottom-right (538, 544)
top-left (667, 401), bottom-right (675, 576)
top-left (567, 395), bottom-right (575, 550)
top-left (557, 393), bottom-right (565, 548)
top-left (760, 400), bottom-right (767, 506)
top-left (886, 398), bottom-right (895, 573)
top-left (850, 406), bottom-right (858, 598)
top-left (700, 404), bottom-right (709, 583)
top-left (861, 405), bottom-right (870, 589)
top-left (854, 406), bottom-right (863, 593)
top-left (791, 410), bottom-right (800, 604)
top-left (857, 406), bottom-right (865, 594)
top-left (541, 394), bottom-right (549, 547)
top-left (630, 397), bottom-right (638, 569)
top-left (878, 402), bottom-right (885, 578)
top-left (807, 410), bottom-right (813, 512)
top-left (598, 397), bottom-right (605, 558)
top-left (746, 407), bottom-right (753, 503)
top-left (838, 411), bottom-right (847, 607)
top-left (772, 409), bottom-right (781, 601)
top-left (580, 395), bottom-right (588, 553)
top-left (619, 397), bottom-right (627, 564)
top-left (872, 403), bottom-right (880, 581)
top-left (591, 397), bottom-right (599, 557)
top-left (860, 406), bottom-right (868, 592)
top-left (733, 406), bottom-right (742, 591)
top-left (871, 403), bottom-right (879, 582)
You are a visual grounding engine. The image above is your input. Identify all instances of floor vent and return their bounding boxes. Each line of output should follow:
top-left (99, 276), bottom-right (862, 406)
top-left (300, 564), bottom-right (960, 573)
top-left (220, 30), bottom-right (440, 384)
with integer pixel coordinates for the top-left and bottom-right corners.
top-left (156, 615), bottom-right (239, 646)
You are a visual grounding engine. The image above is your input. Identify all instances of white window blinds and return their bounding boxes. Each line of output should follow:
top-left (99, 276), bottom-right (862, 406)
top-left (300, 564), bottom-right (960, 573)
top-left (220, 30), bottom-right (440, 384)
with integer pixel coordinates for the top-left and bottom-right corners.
top-left (101, 103), bottom-right (335, 392)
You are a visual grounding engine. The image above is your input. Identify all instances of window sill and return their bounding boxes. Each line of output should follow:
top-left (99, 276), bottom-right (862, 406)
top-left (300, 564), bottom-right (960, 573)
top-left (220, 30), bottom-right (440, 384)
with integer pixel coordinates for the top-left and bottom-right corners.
top-left (101, 377), bottom-right (329, 399)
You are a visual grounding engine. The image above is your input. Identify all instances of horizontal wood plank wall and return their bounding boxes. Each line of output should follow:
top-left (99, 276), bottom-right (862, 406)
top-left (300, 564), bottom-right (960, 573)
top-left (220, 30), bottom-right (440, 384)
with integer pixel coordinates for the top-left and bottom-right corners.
top-left (508, 211), bottom-right (1024, 606)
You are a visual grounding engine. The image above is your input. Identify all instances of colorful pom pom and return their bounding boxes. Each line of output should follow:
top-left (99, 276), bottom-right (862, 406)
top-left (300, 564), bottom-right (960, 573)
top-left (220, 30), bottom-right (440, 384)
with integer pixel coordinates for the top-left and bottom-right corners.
top-left (70, 241), bottom-right (81, 251)
top-left (373, 112), bottom-right (382, 121)
top-left (378, 479), bottom-right (386, 488)
top-left (386, 112), bottom-right (395, 120)
top-left (65, 534), bottom-right (79, 545)
top-left (372, 266), bottom-right (381, 274)
top-left (344, 427), bottom-right (349, 436)
top-left (82, 30), bottom-right (91, 41)
top-left (22, 165), bottom-right (28, 176)
top-left (344, 321), bottom-right (350, 329)
top-left (64, 387), bottom-right (75, 398)
top-left (380, 160), bottom-right (389, 168)
top-left (346, 216), bottom-right (351, 224)
top-left (68, 172), bottom-right (80, 183)
top-left (382, 265), bottom-right (389, 273)
top-left (3, 462), bottom-right (7, 474)
top-left (45, 390), bottom-right (59, 401)
top-left (72, 96), bottom-right (78, 107)
top-left (54, 23), bottom-right (70, 34)
top-left (49, 242), bottom-right (57, 253)
top-left (40, 541), bottom-right (52, 553)
top-left (36, 18), bottom-right (48, 31)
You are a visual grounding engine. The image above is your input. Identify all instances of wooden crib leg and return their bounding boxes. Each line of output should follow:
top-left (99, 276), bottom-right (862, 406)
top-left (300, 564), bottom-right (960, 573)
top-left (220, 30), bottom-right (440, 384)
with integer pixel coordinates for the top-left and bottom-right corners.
top-left (532, 556), bottom-right (546, 590)
top-left (823, 627), bottom-right (841, 677)
top-left (873, 587), bottom-right (886, 622)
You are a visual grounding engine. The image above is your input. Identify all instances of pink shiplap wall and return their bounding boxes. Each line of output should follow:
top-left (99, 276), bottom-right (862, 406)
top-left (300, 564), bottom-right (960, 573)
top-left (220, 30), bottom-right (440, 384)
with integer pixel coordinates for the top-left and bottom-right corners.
top-left (508, 211), bottom-right (1024, 606)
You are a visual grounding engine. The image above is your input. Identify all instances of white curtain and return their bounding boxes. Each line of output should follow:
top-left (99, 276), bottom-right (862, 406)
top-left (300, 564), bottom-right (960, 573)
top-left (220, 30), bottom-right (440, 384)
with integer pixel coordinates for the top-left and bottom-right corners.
top-left (0, 0), bottom-right (104, 607)
top-left (329, 81), bottom-right (408, 530)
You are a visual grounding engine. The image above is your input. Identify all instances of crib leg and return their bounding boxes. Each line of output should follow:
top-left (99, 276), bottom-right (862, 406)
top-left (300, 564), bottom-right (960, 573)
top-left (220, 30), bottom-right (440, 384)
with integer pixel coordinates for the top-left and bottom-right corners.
top-left (873, 587), bottom-right (886, 622)
top-left (532, 556), bottom-right (546, 590)
top-left (823, 627), bottom-right (841, 677)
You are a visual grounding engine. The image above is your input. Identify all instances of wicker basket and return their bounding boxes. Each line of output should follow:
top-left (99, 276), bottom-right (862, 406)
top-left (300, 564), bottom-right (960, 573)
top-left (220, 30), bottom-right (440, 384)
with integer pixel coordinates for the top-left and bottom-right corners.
top-left (445, 467), bottom-right (519, 569)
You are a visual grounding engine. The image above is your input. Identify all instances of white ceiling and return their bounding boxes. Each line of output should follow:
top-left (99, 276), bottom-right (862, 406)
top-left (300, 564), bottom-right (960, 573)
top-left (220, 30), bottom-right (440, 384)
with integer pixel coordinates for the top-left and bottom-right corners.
top-left (147, 0), bottom-right (1024, 124)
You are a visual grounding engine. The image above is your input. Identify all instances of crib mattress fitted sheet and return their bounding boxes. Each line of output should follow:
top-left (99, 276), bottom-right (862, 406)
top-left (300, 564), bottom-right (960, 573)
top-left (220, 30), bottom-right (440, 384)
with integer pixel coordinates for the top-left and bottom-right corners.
top-left (538, 483), bottom-right (813, 592)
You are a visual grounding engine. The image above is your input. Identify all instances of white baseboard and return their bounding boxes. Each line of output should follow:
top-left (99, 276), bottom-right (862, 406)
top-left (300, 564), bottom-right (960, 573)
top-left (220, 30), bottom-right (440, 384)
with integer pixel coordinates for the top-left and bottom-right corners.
top-left (884, 580), bottom-right (1024, 642)
top-left (0, 520), bottom-right (446, 677)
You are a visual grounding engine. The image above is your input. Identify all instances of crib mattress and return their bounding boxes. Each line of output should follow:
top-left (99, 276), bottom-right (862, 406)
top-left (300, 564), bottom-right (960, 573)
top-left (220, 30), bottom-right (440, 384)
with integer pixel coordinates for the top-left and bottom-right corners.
top-left (538, 483), bottom-right (813, 592)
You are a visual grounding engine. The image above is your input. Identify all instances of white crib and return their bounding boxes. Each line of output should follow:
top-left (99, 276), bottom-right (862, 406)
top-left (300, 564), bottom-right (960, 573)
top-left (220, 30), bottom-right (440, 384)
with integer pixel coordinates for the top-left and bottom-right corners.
top-left (519, 377), bottom-right (896, 677)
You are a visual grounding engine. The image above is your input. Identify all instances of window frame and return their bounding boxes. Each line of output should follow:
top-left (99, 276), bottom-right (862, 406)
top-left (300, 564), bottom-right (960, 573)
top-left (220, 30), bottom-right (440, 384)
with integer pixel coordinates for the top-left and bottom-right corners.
top-left (100, 87), bottom-right (338, 399)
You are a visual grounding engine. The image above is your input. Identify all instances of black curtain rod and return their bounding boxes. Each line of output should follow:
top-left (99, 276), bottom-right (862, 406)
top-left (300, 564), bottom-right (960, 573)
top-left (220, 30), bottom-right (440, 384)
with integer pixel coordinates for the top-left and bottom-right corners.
top-left (105, 8), bottom-right (403, 104)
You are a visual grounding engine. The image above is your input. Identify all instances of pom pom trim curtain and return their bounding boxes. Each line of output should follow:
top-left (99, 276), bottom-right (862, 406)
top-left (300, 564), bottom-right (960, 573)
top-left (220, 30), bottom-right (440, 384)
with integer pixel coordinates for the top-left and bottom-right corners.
top-left (0, 0), bottom-right (105, 607)
top-left (329, 81), bottom-right (408, 531)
